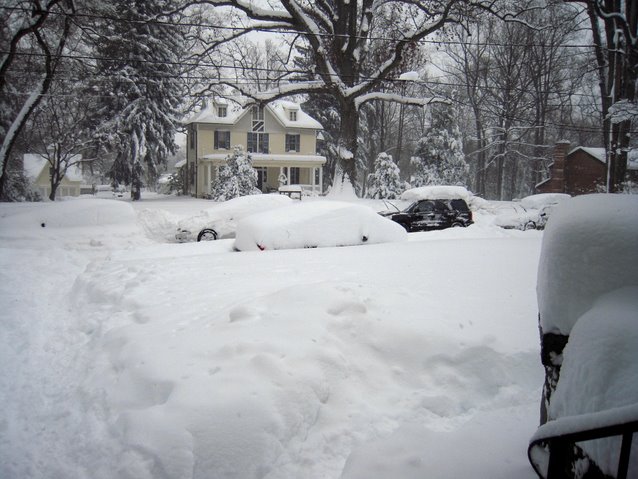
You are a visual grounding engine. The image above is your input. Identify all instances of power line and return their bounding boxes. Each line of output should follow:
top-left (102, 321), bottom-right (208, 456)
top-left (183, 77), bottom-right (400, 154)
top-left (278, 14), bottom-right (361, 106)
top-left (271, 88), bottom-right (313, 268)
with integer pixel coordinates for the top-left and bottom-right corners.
top-left (0, 4), bottom-right (604, 51)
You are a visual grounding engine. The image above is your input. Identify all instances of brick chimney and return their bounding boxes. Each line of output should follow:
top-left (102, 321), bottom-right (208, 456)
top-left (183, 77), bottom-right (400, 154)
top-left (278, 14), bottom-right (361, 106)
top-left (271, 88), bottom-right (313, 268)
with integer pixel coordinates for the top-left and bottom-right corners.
top-left (548, 141), bottom-right (570, 193)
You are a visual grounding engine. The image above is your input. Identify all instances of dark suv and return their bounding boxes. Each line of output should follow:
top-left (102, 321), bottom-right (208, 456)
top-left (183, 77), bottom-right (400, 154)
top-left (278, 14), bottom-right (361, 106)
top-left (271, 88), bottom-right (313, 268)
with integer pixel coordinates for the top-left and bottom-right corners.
top-left (382, 198), bottom-right (473, 232)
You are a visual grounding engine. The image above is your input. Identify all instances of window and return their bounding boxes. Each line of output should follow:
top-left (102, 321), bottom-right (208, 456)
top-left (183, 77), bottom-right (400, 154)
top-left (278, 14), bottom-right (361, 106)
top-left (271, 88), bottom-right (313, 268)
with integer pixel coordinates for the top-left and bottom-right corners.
top-left (247, 132), bottom-right (269, 153)
top-left (217, 106), bottom-right (227, 117)
top-left (289, 110), bottom-right (297, 121)
top-left (252, 106), bottom-right (264, 132)
top-left (214, 130), bottom-right (230, 149)
top-left (289, 167), bottom-right (300, 184)
top-left (285, 134), bottom-right (300, 152)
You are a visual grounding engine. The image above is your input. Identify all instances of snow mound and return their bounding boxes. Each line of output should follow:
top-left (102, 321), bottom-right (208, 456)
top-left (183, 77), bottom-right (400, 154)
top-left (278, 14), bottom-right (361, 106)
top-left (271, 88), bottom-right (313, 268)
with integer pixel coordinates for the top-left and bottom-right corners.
top-left (0, 198), bottom-right (136, 229)
top-left (548, 287), bottom-right (638, 476)
top-left (233, 201), bottom-right (407, 251)
top-left (400, 185), bottom-right (472, 202)
top-left (537, 194), bottom-right (638, 334)
top-left (136, 208), bottom-right (181, 242)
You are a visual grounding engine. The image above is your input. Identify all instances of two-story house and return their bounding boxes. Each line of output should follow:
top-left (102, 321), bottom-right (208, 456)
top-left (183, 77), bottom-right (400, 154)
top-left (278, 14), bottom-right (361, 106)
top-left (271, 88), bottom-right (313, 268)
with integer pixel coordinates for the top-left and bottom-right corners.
top-left (185, 100), bottom-right (326, 198)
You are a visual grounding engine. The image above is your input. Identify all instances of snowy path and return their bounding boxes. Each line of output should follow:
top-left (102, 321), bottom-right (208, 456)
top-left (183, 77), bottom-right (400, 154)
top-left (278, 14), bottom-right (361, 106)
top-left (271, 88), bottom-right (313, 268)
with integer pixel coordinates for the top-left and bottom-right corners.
top-left (1, 198), bottom-right (545, 478)
top-left (0, 245), bottom-right (101, 477)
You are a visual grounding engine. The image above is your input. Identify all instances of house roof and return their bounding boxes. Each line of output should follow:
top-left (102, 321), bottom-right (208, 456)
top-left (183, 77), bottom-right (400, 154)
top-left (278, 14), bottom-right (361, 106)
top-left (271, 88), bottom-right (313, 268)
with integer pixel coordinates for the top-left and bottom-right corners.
top-left (568, 147), bottom-right (606, 163)
top-left (568, 146), bottom-right (638, 170)
top-left (23, 153), bottom-right (85, 182)
top-left (185, 100), bottom-right (323, 130)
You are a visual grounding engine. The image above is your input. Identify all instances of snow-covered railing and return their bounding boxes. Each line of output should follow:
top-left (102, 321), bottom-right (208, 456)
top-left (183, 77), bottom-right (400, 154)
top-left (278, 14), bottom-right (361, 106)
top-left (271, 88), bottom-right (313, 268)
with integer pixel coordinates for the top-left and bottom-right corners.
top-left (528, 403), bottom-right (638, 479)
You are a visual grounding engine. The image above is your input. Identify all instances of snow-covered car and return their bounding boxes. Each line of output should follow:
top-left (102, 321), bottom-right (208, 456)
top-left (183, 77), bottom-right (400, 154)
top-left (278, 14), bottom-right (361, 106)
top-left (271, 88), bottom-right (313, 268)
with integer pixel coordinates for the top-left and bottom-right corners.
top-left (494, 193), bottom-right (570, 230)
top-left (379, 185), bottom-right (474, 231)
top-left (233, 200), bottom-right (408, 251)
top-left (529, 194), bottom-right (638, 478)
top-left (175, 194), bottom-right (293, 242)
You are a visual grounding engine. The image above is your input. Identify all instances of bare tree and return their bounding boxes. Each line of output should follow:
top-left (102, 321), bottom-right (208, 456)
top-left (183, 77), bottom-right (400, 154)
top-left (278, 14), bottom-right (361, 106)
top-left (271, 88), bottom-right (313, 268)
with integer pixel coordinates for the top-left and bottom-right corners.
top-left (29, 80), bottom-right (98, 200)
top-left (177, 0), bottom-right (503, 188)
top-left (0, 0), bottom-right (76, 199)
top-left (568, 0), bottom-right (637, 192)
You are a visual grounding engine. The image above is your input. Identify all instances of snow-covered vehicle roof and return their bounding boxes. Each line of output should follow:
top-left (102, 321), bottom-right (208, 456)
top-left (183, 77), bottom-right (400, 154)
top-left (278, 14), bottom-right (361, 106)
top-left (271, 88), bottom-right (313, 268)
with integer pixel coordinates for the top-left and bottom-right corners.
top-left (519, 193), bottom-right (571, 210)
top-left (233, 201), bottom-right (408, 251)
top-left (175, 194), bottom-right (293, 242)
top-left (400, 185), bottom-right (472, 202)
top-left (537, 194), bottom-right (638, 336)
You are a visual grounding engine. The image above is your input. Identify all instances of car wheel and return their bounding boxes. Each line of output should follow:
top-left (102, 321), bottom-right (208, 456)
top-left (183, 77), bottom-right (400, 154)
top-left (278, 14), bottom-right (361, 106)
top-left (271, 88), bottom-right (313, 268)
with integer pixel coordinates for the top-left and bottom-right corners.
top-left (451, 221), bottom-right (463, 227)
top-left (524, 221), bottom-right (536, 231)
top-left (197, 228), bottom-right (218, 241)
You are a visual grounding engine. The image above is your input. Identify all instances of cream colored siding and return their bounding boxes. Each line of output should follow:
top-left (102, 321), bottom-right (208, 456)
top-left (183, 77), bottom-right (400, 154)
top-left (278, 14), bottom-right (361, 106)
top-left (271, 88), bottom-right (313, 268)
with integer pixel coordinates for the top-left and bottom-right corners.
top-left (188, 103), bottom-right (325, 198)
top-left (300, 133), bottom-right (316, 155)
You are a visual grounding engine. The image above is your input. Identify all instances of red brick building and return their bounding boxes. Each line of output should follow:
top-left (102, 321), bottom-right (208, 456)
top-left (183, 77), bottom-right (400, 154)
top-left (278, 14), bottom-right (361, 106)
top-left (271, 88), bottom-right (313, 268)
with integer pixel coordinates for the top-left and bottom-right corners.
top-left (537, 142), bottom-right (637, 195)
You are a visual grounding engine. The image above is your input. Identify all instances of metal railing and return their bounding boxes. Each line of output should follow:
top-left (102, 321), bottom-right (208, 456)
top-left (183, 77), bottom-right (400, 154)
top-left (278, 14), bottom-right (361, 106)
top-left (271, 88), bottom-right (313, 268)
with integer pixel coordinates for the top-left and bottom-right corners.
top-left (528, 413), bottom-right (638, 479)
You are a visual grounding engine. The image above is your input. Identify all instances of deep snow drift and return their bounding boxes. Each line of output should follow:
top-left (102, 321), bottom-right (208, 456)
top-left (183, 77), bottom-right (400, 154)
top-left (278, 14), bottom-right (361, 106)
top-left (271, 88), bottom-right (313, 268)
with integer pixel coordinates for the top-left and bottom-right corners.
top-left (1, 194), bottom-right (545, 478)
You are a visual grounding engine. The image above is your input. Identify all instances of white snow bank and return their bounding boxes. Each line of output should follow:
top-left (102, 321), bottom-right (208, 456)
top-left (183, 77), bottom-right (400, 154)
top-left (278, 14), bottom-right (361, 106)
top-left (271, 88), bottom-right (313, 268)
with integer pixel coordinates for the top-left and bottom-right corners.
top-left (0, 197), bottom-right (136, 229)
top-left (233, 201), bottom-right (407, 251)
top-left (2, 194), bottom-right (546, 479)
top-left (400, 185), bottom-right (472, 202)
top-left (547, 287), bottom-right (638, 476)
top-left (537, 194), bottom-right (638, 334)
top-left (342, 404), bottom-right (539, 479)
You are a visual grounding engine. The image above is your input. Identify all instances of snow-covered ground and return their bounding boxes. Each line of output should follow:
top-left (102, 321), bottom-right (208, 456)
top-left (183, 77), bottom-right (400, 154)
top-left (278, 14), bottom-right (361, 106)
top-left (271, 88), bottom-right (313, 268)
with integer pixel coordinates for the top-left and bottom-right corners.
top-left (0, 193), bottom-right (545, 478)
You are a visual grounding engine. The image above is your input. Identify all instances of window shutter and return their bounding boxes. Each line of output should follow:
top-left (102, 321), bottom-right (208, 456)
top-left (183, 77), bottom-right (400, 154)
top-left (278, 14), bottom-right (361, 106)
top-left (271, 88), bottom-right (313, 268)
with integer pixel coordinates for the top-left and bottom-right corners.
top-left (214, 131), bottom-right (219, 149)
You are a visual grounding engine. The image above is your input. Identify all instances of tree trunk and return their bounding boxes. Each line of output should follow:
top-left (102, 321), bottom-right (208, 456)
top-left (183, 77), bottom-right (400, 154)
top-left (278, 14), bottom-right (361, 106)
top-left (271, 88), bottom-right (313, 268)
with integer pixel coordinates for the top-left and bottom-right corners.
top-left (337, 100), bottom-right (359, 188)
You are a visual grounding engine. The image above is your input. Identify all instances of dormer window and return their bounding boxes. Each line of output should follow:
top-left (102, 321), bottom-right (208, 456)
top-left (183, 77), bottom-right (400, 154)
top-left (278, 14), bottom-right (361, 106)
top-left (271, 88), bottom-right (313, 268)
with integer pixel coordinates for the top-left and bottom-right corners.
top-left (252, 106), bottom-right (264, 132)
top-left (218, 106), bottom-right (227, 118)
top-left (290, 111), bottom-right (297, 121)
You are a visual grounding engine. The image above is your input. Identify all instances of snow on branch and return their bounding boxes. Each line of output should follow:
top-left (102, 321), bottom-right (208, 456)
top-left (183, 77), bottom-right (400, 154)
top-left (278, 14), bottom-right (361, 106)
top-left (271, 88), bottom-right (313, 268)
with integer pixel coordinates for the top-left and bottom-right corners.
top-left (608, 100), bottom-right (638, 124)
top-left (354, 92), bottom-right (450, 109)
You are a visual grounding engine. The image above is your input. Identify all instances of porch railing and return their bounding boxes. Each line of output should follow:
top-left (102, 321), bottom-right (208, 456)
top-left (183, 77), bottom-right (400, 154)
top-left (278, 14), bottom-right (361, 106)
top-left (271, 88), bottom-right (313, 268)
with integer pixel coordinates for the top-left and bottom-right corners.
top-left (528, 404), bottom-right (638, 479)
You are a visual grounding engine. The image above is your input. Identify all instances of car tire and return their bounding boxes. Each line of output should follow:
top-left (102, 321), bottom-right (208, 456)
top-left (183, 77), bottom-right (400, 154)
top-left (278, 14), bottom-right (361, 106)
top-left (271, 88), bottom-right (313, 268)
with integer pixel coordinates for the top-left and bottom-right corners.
top-left (197, 228), bottom-right (218, 241)
top-left (524, 221), bottom-right (536, 231)
top-left (451, 221), bottom-right (463, 227)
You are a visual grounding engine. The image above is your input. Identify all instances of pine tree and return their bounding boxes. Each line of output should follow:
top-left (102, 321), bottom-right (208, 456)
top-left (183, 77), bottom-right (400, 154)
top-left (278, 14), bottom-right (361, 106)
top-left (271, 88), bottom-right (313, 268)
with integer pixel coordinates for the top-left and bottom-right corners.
top-left (411, 105), bottom-right (468, 187)
top-left (366, 152), bottom-right (404, 199)
top-left (93, 0), bottom-right (184, 200)
top-left (210, 146), bottom-right (258, 201)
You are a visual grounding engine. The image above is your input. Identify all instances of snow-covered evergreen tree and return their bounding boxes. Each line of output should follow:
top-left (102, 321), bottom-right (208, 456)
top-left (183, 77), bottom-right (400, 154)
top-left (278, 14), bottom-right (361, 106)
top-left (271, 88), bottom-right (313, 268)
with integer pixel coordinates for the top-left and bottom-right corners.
top-left (411, 105), bottom-right (468, 187)
top-left (93, 0), bottom-right (184, 200)
top-left (210, 146), bottom-right (258, 201)
top-left (366, 152), bottom-right (403, 199)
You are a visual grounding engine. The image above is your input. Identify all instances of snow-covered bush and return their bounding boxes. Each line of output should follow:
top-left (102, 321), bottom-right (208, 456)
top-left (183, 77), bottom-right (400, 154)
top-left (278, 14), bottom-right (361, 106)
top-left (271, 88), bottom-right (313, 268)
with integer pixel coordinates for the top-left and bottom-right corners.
top-left (366, 152), bottom-right (404, 199)
top-left (210, 146), bottom-right (259, 201)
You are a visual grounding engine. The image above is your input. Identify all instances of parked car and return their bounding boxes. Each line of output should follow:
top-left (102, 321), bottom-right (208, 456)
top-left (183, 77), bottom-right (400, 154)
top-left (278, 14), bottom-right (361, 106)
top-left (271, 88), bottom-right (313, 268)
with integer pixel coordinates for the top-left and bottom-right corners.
top-left (494, 193), bottom-right (571, 231)
top-left (175, 194), bottom-right (293, 242)
top-left (233, 201), bottom-right (407, 251)
top-left (380, 198), bottom-right (473, 232)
